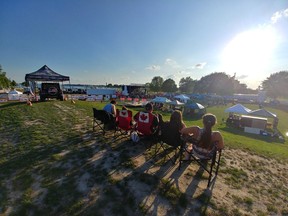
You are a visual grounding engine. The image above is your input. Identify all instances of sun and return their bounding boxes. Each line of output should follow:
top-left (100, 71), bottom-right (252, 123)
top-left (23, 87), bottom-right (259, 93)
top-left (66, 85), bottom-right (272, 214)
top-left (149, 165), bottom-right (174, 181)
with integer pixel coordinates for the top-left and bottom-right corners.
top-left (221, 26), bottom-right (278, 75)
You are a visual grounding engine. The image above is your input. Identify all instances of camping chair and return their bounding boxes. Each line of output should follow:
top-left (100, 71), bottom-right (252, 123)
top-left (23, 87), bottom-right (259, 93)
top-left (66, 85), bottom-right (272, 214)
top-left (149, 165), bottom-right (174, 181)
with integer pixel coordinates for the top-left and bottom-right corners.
top-left (115, 109), bottom-right (134, 138)
top-left (92, 108), bottom-right (116, 135)
top-left (178, 136), bottom-right (222, 188)
top-left (154, 121), bottom-right (183, 164)
top-left (134, 111), bottom-right (159, 148)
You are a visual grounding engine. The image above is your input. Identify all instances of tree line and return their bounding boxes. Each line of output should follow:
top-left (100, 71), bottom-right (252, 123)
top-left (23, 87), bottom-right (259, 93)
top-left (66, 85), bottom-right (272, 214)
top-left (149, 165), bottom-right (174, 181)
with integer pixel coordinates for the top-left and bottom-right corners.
top-left (0, 65), bottom-right (17, 89)
top-left (148, 71), bottom-right (288, 99)
top-left (1, 64), bottom-right (287, 99)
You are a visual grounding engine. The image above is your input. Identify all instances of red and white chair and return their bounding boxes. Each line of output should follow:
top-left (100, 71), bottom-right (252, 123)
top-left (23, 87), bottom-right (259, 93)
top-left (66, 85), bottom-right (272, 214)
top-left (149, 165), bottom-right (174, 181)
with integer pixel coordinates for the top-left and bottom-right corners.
top-left (115, 109), bottom-right (133, 137)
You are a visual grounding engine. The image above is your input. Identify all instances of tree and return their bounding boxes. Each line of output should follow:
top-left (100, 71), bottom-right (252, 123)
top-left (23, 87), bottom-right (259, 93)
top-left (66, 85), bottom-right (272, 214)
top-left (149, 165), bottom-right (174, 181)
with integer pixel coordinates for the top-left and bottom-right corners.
top-left (21, 81), bottom-right (29, 87)
top-left (179, 77), bottom-right (196, 93)
top-left (0, 65), bottom-right (11, 89)
top-left (194, 72), bottom-right (234, 95)
top-left (262, 71), bottom-right (288, 98)
top-left (149, 76), bottom-right (164, 92)
top-left (11, 80), bottom-right (17, 87)
top-left (162, 78), bottom-right (177, 92)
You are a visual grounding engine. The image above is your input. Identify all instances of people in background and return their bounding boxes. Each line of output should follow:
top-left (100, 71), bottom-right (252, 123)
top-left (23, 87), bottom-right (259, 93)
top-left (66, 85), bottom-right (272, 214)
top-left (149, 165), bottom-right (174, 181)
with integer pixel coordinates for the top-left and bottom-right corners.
top-left (103, 99), bottom-right (117, 116)
top-left (181, 113), bottom-right (224, 152)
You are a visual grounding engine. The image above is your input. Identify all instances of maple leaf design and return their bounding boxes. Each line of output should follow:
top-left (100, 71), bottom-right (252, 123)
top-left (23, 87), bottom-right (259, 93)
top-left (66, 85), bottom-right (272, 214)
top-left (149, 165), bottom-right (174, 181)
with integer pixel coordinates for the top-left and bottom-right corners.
top-left (120, 110), bottom-right (128, 117)
top-left (140, 113), bottom-right (148, 121)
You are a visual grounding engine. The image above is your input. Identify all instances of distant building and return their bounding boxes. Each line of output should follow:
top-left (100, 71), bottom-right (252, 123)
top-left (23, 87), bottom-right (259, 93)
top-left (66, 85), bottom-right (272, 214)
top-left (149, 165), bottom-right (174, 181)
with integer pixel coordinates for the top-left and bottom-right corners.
top-left (121, 84), bottom-right (147, 96)
top-left (225, 91), bottom-right (266, 103)
top-left (87, 88), bottom-right (117, 100)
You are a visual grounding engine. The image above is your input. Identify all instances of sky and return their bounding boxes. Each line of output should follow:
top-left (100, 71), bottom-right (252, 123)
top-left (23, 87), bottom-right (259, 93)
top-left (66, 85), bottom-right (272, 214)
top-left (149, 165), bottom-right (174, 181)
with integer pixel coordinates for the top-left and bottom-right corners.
top-left (0, 0), bottom-right (288, 89)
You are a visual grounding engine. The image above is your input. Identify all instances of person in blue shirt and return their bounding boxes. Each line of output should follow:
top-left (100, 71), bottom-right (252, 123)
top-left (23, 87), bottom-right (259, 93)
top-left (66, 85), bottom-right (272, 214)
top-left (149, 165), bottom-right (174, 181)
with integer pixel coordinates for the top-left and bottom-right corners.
top-left (103, 99), bottom-right (117, 117)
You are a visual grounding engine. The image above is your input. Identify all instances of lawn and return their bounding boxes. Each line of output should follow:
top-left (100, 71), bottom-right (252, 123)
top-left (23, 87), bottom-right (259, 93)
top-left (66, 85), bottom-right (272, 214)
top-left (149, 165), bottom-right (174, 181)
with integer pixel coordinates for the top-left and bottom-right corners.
top-left (75, 100), bottom-right (288, 161)
top-left (0, 100), bottom-right (287, 215)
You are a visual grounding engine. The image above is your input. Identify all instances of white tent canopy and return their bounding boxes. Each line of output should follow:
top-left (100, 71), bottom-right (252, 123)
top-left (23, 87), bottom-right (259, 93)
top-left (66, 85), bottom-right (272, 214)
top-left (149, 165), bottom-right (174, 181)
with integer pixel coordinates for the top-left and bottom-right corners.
top-left (8, 89), bottom-right (23, 101)
top-left (8, 90), bottom-right (22, 95)
top-left (151, 97), bottom-right (171, 103)
top-left (224, 104), bottom-right (251, 114)
top-left (248, 109), bottom-right (277, 118)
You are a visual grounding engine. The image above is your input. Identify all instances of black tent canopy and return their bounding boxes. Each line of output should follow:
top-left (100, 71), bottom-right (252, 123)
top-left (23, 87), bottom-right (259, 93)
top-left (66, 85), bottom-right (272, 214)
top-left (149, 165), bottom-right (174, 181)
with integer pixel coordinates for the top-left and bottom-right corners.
top-left (25, 65), bottom-right (70, 82)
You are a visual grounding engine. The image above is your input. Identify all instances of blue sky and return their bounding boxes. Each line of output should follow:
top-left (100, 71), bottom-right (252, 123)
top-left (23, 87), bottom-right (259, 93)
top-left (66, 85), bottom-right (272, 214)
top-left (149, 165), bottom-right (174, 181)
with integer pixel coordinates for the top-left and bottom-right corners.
top-left (0, 0), bottom-right (288, 89)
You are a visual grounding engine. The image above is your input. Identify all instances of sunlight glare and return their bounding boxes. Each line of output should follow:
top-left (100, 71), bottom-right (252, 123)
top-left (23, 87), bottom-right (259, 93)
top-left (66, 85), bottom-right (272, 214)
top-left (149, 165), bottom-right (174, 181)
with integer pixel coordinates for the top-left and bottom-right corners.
top-left (221, 26), bottom-right (278, 74)
top-left (286, 132), bottom-right (288, 137)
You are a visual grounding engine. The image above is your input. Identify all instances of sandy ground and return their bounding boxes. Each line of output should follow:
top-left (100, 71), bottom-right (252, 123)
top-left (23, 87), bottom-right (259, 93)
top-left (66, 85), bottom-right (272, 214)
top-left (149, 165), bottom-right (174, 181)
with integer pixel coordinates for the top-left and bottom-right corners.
top-left (1, 104), bottom-right (287, 216)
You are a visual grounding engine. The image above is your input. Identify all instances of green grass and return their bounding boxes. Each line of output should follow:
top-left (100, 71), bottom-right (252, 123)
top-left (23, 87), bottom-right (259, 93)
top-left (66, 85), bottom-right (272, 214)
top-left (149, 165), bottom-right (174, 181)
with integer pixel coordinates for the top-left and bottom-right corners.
top-left (222, 167), bottom-right (249, 189)
top-left (0, 100), bottom-right (287, 215)
top-left (76, 101), bottom-right (288, 161)
top-left (158, 178), bottom-right (188, 208)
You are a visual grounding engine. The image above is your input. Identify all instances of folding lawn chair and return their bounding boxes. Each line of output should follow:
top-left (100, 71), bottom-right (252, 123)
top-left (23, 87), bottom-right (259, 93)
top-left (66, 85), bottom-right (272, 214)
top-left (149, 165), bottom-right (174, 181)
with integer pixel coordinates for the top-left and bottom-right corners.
top-left (134, 111), bottom-right (159, 148)
top-left (115, 109), bottom-right (134, 137)
top-left (135, 111), bottom-right (156, 136)
top-left (154, 121), bottom-right (184, 164)
top-left (178, 137), bottom-right (222, 188)
top-left (92, 108), bottom-right (116, 135)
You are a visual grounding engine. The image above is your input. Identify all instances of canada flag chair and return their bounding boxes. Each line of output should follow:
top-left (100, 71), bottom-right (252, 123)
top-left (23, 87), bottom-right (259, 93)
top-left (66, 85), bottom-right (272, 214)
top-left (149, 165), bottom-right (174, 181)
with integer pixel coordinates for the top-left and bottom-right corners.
top-left (134, 111), bottom-right (159, 149)
top-left (115, 109), bottom-right (133, 136)
top-left (135, 111), bottom-right (156, 136)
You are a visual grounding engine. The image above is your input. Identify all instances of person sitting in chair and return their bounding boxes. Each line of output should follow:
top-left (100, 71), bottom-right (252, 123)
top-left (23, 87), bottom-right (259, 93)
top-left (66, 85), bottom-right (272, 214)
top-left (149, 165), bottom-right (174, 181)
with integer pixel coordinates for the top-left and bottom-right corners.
top-left (158, 110), bottom-right (186, 147)
top-left (133, 102), bottom-right (159, 136)
top-left (169, 110), bottom-right (186, 132)
top-left (116, 105), bottom-right (134, 132)
top-left (180, 113), bottom-right (224, 157)
top-left (102, 100), bottom-right (117, 130)
top-left (103, 99), bottom-right (117, 117)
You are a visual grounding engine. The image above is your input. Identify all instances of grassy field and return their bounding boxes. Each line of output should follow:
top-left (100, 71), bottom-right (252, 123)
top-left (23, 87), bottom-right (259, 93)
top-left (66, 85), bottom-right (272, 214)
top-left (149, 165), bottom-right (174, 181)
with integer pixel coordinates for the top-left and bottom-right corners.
top-left (0, 100), bottom-right (287, 215)
top-left (76, 100), bottom-right (288, 161)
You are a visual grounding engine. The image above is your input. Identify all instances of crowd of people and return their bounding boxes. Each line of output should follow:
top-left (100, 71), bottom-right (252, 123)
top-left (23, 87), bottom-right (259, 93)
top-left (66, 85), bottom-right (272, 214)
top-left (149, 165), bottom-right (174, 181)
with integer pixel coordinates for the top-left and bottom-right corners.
top-left (102, 100), bottom-right (224, 155)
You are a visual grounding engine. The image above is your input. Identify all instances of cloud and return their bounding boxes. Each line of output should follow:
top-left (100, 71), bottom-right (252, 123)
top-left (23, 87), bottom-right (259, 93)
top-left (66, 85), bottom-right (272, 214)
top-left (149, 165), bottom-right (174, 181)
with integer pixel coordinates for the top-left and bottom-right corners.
top-left (145, 65), bottom-right (161, 71)
top-left (165, 58), bottom-right (179, 68)
top-left (271, 8), bottom-right (288, 24)
top-left (194, 62), bottom-right (207, 69)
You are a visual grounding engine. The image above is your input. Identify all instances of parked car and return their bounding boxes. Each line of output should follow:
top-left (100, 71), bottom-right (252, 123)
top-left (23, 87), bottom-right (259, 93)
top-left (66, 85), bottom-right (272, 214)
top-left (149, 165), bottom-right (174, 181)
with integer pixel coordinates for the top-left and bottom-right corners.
top-left (40, 83), bottom-right (64, 101)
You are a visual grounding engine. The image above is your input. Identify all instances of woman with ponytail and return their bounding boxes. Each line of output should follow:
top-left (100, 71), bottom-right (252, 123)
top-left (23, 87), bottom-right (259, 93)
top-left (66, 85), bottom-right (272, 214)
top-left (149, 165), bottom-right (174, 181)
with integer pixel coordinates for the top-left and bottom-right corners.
top-left (180, 113), bottom-right (224, 156)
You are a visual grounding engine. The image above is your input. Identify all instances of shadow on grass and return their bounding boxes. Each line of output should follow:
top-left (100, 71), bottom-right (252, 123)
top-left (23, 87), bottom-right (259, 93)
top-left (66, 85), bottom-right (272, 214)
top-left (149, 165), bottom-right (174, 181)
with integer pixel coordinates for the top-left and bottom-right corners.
top-left (0, 134), bottom-right (83, 176)
top-left (1, 127), bottom-right (219, 215)
top-left (0, 100), bottom-right (54, 109)
top-left (183, 114), bottom-right (203, 121)
top-left (0, 101), bottom-right (26, 108)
